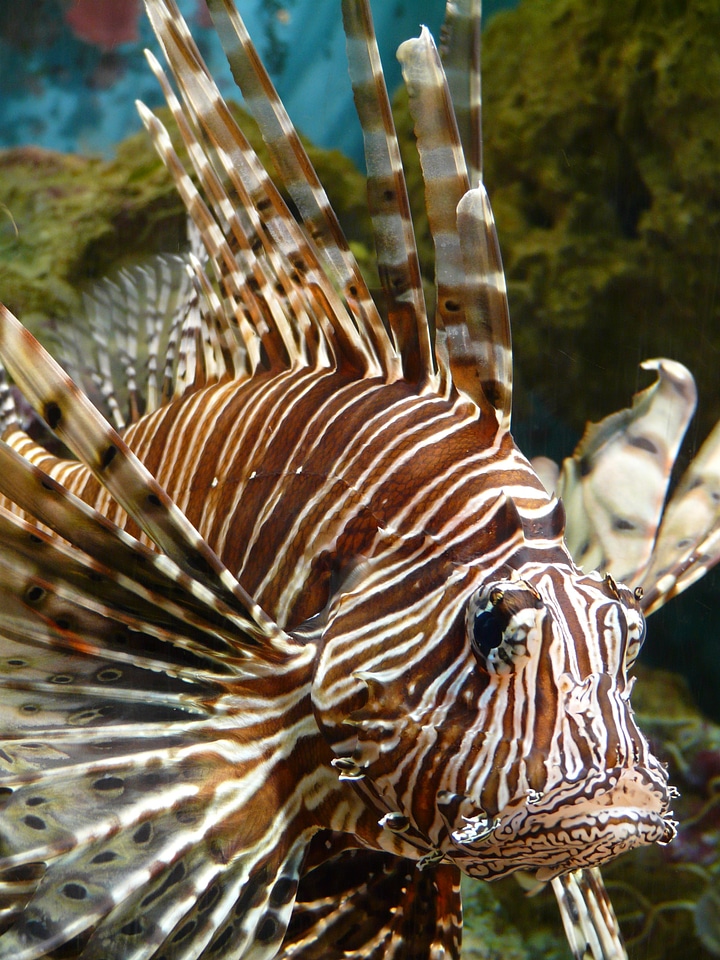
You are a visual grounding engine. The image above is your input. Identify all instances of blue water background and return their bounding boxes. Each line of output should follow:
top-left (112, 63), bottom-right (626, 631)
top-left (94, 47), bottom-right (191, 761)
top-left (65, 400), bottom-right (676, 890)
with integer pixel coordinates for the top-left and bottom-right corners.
top-left (0, 0), bottom-right (515, 165)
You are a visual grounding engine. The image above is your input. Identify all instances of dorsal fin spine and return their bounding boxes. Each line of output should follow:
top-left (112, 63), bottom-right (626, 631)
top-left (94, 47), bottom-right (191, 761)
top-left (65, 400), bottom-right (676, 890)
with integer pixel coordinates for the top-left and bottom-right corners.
top-left (398, 20), bottom-right (513, 424)
top-left (440, 0), bottom-right (483, 186)
top-left (341, 0), bottom-right (434, 386)
top-left (204, 0), bottom-right (395, 377)
top-left (146, 0), bottom-right (380, 379)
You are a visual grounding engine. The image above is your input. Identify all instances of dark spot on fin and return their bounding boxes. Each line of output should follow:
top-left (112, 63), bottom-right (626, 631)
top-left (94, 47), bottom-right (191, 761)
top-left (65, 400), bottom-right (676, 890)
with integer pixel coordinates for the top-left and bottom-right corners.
top-left (100, 445), bottom-right (118, 469)
top-left (44, 401), bottom-right (61, 429)
top-left (256, 914), bottom-right (279, 941)
top-left (563, 889), bottom-right (580, 923)
top-left (133, 822), bottom-right (152, 844)
top-left (62, 883), bottom-right (87, 900)
top-left (24, 918), bottom-right (52, 941)
top-left (628, 435), bottom-right (658, 454)
top-left (22, 815), bottom-right (46, 830)
top-left (187, 554), bottom-right (213, 577)
top-left (91, 850), bottom-right (119, 864)
top-left (24, 585), bottom-right (45, 604)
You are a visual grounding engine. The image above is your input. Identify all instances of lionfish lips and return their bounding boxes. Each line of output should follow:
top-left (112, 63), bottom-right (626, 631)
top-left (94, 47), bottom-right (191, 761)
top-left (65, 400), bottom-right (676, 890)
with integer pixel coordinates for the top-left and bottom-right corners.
top-left (449, 766), bottom-right (676, 882)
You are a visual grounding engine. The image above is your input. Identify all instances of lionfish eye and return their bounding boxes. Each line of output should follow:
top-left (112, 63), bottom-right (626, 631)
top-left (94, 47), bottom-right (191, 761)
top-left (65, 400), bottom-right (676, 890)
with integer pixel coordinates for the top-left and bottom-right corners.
top-left (471, 610), bottom-right (504, 658)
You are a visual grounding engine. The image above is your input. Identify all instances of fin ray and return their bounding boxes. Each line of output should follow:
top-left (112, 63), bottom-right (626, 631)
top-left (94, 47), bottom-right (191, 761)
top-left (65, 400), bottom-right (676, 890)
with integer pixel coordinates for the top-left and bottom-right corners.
top-left (552, 867), bottom-right (627, 960)
top-left (0, 306), bottom-right (288, 657)
top-left (341, 0), bottom-right (433, 385)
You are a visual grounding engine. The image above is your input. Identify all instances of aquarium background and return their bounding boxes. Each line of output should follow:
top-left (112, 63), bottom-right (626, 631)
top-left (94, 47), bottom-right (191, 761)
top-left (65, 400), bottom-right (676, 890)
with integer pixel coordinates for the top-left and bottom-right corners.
top-left (2, 1), bottom-right (720, 958)
top-left (0, 0), bottom-right (514, 163)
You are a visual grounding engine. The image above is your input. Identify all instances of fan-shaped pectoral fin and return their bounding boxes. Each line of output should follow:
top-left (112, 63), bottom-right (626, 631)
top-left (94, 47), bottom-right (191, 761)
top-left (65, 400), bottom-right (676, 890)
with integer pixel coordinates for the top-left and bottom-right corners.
top-left (0, 304), bottom-right (294, 660)
top-left (640, 413), bottom-right (720, 614)
top-left (0, 711), bottom-right (323, 960)
top-left (281, 840), bottom-right (462, 959)
top-left (0, 470), bottom-right (324, 960)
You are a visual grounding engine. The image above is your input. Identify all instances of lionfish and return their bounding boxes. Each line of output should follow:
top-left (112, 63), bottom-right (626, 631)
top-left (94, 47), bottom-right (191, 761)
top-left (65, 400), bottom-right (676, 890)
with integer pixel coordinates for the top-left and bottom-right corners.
top-left (0, 1), bottom-right (719, 958)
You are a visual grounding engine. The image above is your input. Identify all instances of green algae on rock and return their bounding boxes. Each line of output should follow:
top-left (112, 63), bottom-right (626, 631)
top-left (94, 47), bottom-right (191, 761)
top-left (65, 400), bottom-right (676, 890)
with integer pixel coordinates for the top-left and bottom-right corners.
top-left (478, 0), bottom-right (720, 442)
top-left (0, 104), bottom-right (371, 341)
top-left (0, 142), bottom-right (184, 332)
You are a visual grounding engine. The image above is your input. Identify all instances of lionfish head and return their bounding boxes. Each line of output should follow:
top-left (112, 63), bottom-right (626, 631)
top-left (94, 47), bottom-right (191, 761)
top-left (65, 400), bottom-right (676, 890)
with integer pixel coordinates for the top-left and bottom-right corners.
top-left (319, 545), bottom-right (676, 883)
top-left (445, 567), bottom-right (677, 881)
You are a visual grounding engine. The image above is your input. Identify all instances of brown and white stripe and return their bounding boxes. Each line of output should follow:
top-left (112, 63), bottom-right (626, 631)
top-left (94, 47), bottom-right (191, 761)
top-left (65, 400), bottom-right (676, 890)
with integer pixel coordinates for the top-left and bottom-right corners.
top-left (0, 2), bottom-right (714, 959)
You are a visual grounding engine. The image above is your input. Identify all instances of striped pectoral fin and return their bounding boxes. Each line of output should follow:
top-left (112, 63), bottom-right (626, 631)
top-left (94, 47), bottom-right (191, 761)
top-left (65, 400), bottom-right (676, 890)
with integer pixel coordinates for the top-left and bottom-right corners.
top-left (0, 512), bottom-right (242, 698)
top-left (77, 831), bottom-right (311, 960)
top-left (552, 868), bottom-right (627, 960)
top-left (558, 359), bottom-right (697, 585)
top-left (0, 733), bottom-right (314, 960)
top-left (640, 414), bottom-right (720, 615)
top-left (281, 843), bottom-right (462, 960)
top-left (0, 438), bottom-right (265, 665)
top-left (0, 305), bottom-right (291, 659)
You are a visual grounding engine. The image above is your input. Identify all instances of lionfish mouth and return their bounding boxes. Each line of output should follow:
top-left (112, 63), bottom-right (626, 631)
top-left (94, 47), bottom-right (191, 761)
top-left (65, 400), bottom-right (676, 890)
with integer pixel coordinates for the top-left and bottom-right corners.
top-left (449, 766), bottom-right (677, 881)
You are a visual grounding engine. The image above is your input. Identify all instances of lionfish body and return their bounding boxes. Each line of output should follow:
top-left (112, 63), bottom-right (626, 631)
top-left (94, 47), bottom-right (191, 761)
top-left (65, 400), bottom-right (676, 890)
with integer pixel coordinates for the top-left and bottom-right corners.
top-left (0, 1), bottom-right (719, 958)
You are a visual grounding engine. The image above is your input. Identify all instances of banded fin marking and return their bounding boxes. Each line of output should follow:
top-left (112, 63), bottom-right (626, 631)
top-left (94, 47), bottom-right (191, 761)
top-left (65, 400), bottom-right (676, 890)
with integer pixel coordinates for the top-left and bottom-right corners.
top-left (135, 95), bottom-right (289, 375)
top-left (557, 359), bottom-right (697, 584)
top-left (0, 437), bottom-right (271, 662)
top-left (204, 0), bottom-right (394, 378)
top-left (341, 0), bottom-right (433, 385)
top-left (142, 49), bottom-right (323, 376)
top-left (0, 305), bottom-right (288, 657)
top-left (552, 867), bottom-right (627, 960)
top-left (281, 844), bottom-right (461, 960)
top-left (0, 721), bottom-right (319, 960)
top-left (456, 186), bottom-right (512, 429)
top-left (0, 496), bottom-right (248, 683)
top-left (439, 0), bottom-right (483, 188)
top-left (56, 255), bottom-right (213, 429)
top-left (640, 413), bottom-right (720, 614)
top-left (397, 26), bottom-right (470, 398)
top-left (398, 26), bottom-right (510, 420)
top-left (146, 0), bottom-right (378, 378)
top-left (539, 356), bottom-right (720, 615)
